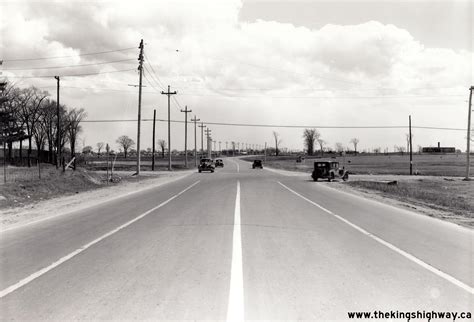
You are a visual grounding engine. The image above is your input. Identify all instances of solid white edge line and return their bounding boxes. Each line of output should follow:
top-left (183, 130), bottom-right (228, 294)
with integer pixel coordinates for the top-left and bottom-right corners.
top-left (227, 180), bottom-right (244, 321)
top-left (277, 181), bottom-right (474, 295)
top-left (0, 180), bottom-right (201, 299)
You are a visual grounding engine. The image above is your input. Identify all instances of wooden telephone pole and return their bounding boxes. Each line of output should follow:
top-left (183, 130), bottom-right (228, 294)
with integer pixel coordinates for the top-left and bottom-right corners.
top-left (152, 109), bottom-right (156, 171)
top-left (409, 115), bottom-right (413, 175)
top-left (180, 106), bottom-right (192, 168)
top-left (136, 39), bottom-right (144, 175)
top-left (466, 86), bottom-right (473, 180)
top-left (191, 116), bottom-right (200, 166)
top-left (199, 123), bottom-right (206, 158)
top-left (161, 85), bottom-right (177, 171)
top-left (54, 76), bottom-right (60, 169)
top-left (205, 128), bottom-right (212, 158)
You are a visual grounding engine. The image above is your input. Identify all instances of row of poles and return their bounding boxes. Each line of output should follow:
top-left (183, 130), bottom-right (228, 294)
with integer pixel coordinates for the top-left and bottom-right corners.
top-left (135, 40), bottom-right (265, 174)
top-left (44, 39), bottom-right (473, 178)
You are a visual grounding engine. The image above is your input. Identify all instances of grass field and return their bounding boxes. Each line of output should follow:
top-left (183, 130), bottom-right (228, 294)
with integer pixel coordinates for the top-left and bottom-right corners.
top-left (345, 178), bottom-right (473, 227)
top-left (245, 153), bottom-right (472, 177)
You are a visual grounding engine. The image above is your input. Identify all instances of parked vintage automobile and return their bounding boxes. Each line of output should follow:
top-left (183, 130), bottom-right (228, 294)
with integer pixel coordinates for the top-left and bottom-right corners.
top-left (215, 159), bottom-right (224, 167)
top-left (198, 158), bottom-right (215, 173)
top-left (311, 161), bottom-right (348, 182)
top-left (252, 160), bottom-right (263, 169)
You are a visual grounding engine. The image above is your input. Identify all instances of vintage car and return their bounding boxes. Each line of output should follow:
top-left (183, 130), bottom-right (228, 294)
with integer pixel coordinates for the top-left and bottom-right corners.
top-left (311, 161), bottom-right (348, 182)
top-left (198, 158), bottom-right (215, 173)
top-left (215, 159), bottom-right (224, 167)
top-left (252, 160), bottom-right (263, 169)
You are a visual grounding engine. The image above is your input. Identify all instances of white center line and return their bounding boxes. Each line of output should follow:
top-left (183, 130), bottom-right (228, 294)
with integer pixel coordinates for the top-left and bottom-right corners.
top-left (227, 180), bottom-right (244, 321)
top-left (278, 181), bottom-right (474, 295)
top-left (0, 180), bottom-right (201, 299)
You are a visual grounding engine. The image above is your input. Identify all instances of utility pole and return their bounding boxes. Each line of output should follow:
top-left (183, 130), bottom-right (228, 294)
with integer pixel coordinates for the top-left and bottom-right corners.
top-left (264, 142), bottom-right (267, 162)
top-left (409, 115), bottom-right (413, 175)
top-left (161, 85), bottom-right (177, 171)
top-left (180, 105), bottom-right (192, 168)
top-left (136, 39), bottom-right (144, 176)
top-left (54, 76), bottom-right (60, 169)
top-left (191, 116), bottom-right (200, 167)
top-left (199, 123), bottom-right (206, 158)
top-left (466, 86), bottom-right (473, 180)
top-left (205, 128), bottom-right (212, 158)
top-left (219, 141), bottom-right (221, 155)
top-left (152, 109), bottom-right (156, 171)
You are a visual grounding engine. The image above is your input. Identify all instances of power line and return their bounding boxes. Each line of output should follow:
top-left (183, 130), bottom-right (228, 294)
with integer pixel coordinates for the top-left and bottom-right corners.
top-left (2, 58), bottom-right (136, 71)
top-left (4, 68), bottom-right (136, 79)
top-left (2, 47), bottom-right (136, 62)
top-left (143, 52), bottom-right (166, 89)
top-left (178, 92), bottom-right (464, 99)
top-left (80, 118), bottom-right (466, 131)
top-left (32, 84), bottom-right (464, 101)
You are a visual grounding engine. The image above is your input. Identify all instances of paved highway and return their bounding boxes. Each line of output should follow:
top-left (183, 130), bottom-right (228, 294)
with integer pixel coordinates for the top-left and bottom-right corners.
top-left (1, 158), bottom-right (473, 320)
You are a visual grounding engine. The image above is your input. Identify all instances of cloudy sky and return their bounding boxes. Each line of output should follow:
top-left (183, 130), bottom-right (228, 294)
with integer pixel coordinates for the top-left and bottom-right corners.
top-left (1, 0), bottom-right (473, 152)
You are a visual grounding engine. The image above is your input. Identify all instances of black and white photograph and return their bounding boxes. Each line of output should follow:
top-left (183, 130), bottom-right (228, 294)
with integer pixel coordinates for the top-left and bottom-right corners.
top-left (0, 0), bottom-right (473, 320)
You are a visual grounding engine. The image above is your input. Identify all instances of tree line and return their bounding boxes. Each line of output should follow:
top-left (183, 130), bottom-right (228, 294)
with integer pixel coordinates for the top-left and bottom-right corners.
top-left (0, 81), bottom-right (86, 167)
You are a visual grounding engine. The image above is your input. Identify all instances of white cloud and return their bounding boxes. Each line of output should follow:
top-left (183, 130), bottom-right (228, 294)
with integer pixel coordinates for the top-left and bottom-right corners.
top-left (1, 0), bottom-right (471, 151)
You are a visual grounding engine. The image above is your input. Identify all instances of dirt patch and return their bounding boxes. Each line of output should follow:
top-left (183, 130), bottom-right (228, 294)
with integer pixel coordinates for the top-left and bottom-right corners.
top-left (0, 165), bottom-right (104, 208)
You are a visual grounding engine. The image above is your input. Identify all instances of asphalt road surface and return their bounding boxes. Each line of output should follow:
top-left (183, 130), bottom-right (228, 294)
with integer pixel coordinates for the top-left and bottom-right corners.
top-left (1, 158), bottom-right (473, 320)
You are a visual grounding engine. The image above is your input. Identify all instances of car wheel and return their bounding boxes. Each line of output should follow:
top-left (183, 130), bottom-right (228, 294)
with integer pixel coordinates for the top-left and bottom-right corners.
top-left (199, 170), bottom-right (201, 173)
top-left (211, 170), bottom-right (214, 173)
top-left (343, 174), bottom-right (349, 181)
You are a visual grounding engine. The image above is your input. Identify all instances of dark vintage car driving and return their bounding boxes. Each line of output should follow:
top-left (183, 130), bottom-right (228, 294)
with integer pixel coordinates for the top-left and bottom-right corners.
top-left (198, 158), bottom-right (215, 173)
top-left (215, 159), bottom-right (224, 167)
top-left (252, 160), bottom-right (263, 169)
top-left (311, 161), bottom-right (348, 182)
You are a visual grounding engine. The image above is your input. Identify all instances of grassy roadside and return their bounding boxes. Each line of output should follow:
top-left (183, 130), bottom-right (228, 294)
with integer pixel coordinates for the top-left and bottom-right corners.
top-left (0, 164), bottom-right (162, 209)
top-left (344, 179), bottom-right (473, 227)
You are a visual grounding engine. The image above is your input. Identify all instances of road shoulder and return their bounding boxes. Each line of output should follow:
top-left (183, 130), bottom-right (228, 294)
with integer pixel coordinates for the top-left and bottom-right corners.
top-left (264, 166), bottom-right (473, 229)
top-left (0, 170), bottom-right (194, 231)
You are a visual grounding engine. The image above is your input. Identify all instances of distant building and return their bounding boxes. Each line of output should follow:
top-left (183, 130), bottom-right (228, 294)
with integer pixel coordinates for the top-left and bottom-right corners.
top-left (422, 142), bottom-right (455, 153)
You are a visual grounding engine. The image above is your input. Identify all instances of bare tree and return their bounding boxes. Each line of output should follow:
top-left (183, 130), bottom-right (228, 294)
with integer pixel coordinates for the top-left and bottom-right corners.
top-left (16, 87), bottom-right (49, 166)
top-left (272, 131), bottom-right (282, 156)
top-left (158, 139), bottom-right (166, 158)
top-left (96, 142), bottom-right (105, 156)
top-left (350, 138), bottom-right (359, 154)
top-left (82, 146), bottom-right (93, 154)
top-left (66, 108), bottom-right (87, 160)
top-left (303, 128), bottom-right (320, 156)
top-left (373, 147), bottom-right (381, 155)
top-left (395, 145), bottom-right (406, 155)
top-left (38, 99), bottom-right (57, 163)
top-left (335, 142), bottom-right (344, 153)
top-left (116, 135), bottom-right (135, 158)
top-left (316, 138), bottom-right (326, 157)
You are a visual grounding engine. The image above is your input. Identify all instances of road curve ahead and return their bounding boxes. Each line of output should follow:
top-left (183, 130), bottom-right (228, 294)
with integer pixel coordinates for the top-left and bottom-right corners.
top-left (1, 158), bottom-right (473, 320)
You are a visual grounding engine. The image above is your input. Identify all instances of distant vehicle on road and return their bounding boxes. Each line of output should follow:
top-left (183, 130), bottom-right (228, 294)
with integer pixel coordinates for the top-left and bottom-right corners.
top-left (311, 161), bottom-right (348, 182)
top-left (215, 159), bottom-right (224, 167)
top-left (198, 158), bottom-right (215, 173)
top-left (252, 160), bottom-right (263, 169)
